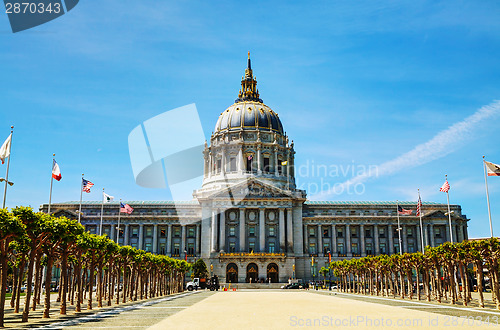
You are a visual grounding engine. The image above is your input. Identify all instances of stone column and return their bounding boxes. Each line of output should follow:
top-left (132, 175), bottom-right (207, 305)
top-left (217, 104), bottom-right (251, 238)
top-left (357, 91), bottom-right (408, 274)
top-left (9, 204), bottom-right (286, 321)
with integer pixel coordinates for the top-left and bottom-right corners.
top-left (331, 225), bottom-right (337, 255)
top-left (124, 224), bottom-right (130, 246)
top-left (181, 225), bottom-right (186, 256)
top-left (220, 210), bottom-right (226, 252)
top-left (208, 153), bottom-right (212, 178)
top-left (279, 208), bottom-right (285, 252)
top-left (167, 224), bottom-right (172, 254)
top-left (424, 224), bottom-right (429, 247)
top-left (138, 224), bottom-right (144, 250)
top-left (402, 225), bottom-right (408, 253)
top-left (346, 225), bottom-right (352, 256)
top-left (304, 225), bottom-right (309, 254)
top-left (211, 210), bottom-right (217, 253)
top-left (257, 146), bottom-right (262, 174)
top-left (153, 224), bottom-right (158, 254)
top-left (292, 206), bottom-right (304, 255)
top-left (286, 208), bottom-right (293, 252)
top-left (429, 224), bottom-right (435, 247)
top-left (388, 224), bottom-right (393, 255)
top-left (196, 224), bottom-right (201, 254)
top-left (221, 148), bottom-right (226, 175)
top-left (239, 209), bottom-right (245, 252)
top-left (317, 224), bottom-right (323, 256)
top-left (374, 225), bottom-right (380, 255)
top-left (238, 146), bottom-right (244, 174)
top-left (457, 224), bottom-right (464, 242)
top-left (259, 208), bottom-right (266, 252)
top-left (274, 147), bottom-right (279, 176)
top-left (360, 224), bottom-right (365, 256)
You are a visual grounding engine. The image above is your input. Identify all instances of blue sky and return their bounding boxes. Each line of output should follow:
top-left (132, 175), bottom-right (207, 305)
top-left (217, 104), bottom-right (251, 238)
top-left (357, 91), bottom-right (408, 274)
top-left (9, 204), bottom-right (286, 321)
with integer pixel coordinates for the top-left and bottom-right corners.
top-left (0, 0), bottom-right (499, 238)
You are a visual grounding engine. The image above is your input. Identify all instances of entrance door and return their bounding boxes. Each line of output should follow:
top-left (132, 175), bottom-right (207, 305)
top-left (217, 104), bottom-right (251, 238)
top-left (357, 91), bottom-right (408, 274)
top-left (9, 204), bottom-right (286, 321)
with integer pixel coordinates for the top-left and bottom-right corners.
top-left (267, 263), bottom-right (279, 283)
top-left (226, 263), bottom-right (238, 283)
top-left (246, 263), bottom-right (259, 283)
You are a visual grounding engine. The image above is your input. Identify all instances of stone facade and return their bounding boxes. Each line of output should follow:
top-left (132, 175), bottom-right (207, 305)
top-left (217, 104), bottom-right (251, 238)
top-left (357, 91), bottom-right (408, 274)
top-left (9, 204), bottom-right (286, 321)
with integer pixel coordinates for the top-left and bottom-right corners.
top-left (40, 54), bottom-right (469, 283)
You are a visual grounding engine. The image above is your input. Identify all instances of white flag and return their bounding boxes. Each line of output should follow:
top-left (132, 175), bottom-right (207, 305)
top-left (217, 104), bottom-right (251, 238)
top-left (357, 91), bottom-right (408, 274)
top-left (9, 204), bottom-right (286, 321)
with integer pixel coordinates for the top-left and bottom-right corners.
top-left (0, 133), bottom-right (12, 165)
top-left (103, 192), bottom-right (114, 202)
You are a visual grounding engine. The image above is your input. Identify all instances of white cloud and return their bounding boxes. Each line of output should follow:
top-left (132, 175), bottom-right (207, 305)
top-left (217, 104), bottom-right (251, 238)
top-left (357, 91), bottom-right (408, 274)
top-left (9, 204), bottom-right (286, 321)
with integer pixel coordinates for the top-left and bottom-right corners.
top-left (311, 100), bottom-right (500, 200)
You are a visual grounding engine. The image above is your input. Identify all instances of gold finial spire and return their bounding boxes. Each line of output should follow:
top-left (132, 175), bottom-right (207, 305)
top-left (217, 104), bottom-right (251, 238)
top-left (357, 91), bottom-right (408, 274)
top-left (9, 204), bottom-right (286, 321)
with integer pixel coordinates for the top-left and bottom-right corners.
top-left (236, 52), bottom-right (262, 103)
top-left (248, 51), bottom-right (250, 59)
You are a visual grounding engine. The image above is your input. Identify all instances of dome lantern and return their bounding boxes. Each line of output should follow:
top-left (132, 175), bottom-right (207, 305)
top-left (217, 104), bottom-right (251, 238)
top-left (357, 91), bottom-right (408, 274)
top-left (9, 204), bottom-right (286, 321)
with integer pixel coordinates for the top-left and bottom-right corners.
top-left (235, 52), bottom-right (263, 103)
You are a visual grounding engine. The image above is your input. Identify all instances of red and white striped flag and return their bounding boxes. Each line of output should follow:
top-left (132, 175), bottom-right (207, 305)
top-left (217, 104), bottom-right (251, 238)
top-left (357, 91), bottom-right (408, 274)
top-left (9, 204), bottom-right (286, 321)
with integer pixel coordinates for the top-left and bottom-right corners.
top-left (416, 195), bottom-right (423, 217)
top-left (439, 180), bottom-right (450, 193)
top-left (120, 202), bottom-right (134, 214)
top-left (82, 178), bottom-right (94, 193)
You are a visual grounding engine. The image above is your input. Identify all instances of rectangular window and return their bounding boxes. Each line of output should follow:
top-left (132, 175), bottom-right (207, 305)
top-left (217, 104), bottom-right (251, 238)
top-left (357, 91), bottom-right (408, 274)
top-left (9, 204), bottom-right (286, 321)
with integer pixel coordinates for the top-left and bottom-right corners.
top-left (229, 242), bottom-right (236, 253)
top-left (131, 227), bottom-right (139, 238)
top-left (378, 227), bottom-right (386, 238)
top-left (323, 229), bottom-right (329, 237)
top-left (309, 243), bottom-right (316, 254)
top-left (188, 243), bottom-right (195, 254)
top-left (173, 243), bottom-right (180, 255)
top-left (118, 229), bottom-right (124, 238)
top-left (174, 227), bottom-right (181, 237)
top-left (434, 227), bottom-right (441, 238)
top-left (145, 227), bottom-right (153, 237)
top-left (352, 243), bottom-right (358, 254)
top-left (337, 228), bottom-right (344, 238)
top-left (249, 242), bottom-right (255, 253)
top-left (337, 243), bottom-right (344, 254)
top-left (365, 229), bottom-right (372, 238)
top-left (144, 242), bottom-right (152, 252)
top-left (407, 227), bottom-right (413, 237)
top-left (309, 227), bottom-right (315, 237)
top-left (269, 226), bottom-right (275, 237)
top-left (217, 159), bottom-right (221, 173)
top-left (323, 243), bottom-right (330, 254)
top-left (351, 227), bottom-right (358, 238)
top-left (263, 157), bottom-right (270, 173)
top-left (379, 243), bottom-right (387, 254)
top-left (159, 243), bottom-right (166, 254)
top-left (246, 157), bottom-right (253, 172)
top-left (366, 243), bottom-right (373, 255)
top-left (230, 157), bottom-right (236, 172)
top-left (188, 227), bottom-right (195, 238)
top-left (393, 243), bottom-right (399, 254)
top-left (269, 242), bottom-right (275, 253)
top-left (229, 226), bottom-right (236, 236)
top-left (249, 226), bottom-right (255, 237)
top-left (278, 163), bottom-right (283, 175)
top-left (160, 229), bottom-right (166, 238)
top-left (408, 243), bottom-right (415, 253)
top-left (103, 226), bottom-right (111, 237)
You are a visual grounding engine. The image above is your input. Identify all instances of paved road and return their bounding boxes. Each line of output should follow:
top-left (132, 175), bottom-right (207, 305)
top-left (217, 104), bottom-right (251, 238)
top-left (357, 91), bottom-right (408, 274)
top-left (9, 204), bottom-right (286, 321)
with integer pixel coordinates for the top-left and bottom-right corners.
top-left (52, 290), bottom-right (500, 329)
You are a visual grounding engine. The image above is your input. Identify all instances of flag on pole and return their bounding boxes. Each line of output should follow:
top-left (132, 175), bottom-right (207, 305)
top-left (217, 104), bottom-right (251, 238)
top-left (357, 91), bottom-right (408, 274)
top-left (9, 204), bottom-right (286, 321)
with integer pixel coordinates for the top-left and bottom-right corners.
top-left (103, 192), bottom-right (114, 202)
top-left (484, 160), bottom-right (500, 176)
top-left (397, 205), bottom-right (413, 215)
top-left (281, 161), bottom-right (288, 166)
top-left (247, 155), bottom-right (253, 160)
top-left (416, 195), bottom-right (423, 217)
top-left (439, 180), bottom-right (450, 192)
top-left (52, 159), bottom-right (62, 181)
top-left (0, 133), bottom-right (12, 164)
top-left (120, 202), bottom-right (134, 214)
top-left (82, 178), bottom-right (94, 193)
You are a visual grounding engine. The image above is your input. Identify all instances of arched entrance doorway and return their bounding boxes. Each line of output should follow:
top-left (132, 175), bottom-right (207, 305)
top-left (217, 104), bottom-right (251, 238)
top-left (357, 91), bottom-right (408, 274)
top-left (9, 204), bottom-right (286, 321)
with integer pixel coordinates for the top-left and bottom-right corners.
top-left (246, 263), bottom-right (258, 283)
top-left (226, 263), bottom-right (238, 284)
top-left (267, 263), bottom-right (279, 283)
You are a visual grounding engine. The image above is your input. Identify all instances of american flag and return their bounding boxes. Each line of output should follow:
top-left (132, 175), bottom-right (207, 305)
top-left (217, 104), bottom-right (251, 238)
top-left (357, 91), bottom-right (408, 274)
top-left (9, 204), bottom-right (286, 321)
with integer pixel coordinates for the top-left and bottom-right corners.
top-left (82, 178), bottom-right (94, 193)
top-left (120, 202), bottom-right (134, 214)
top-left (416, 195), bottom-right (423, 217)
top-left (440, 180), bottom-right (450, 193)
top-left (397, 205), bottom-right (413, 215)
top-left (247, 155), bottom-right (253, 160)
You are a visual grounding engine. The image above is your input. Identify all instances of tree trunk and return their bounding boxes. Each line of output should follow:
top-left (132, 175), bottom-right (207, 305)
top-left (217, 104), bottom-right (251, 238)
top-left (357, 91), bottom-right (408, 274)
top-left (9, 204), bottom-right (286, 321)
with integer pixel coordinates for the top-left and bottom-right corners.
top-left (10, 266), bottom-right (18, 308)
top-left (32, 254), bottom-right (41, 311)
top-left (476, 262), bottom-right (484, 308)
top-left (0, 248), bottom-right (11, 328)
top-left (88, 260), bottom-right (95, 310)
top-left (15, 258), bottom-right (25, 313)
top-left (60, 250), bottom-right (69, 315)
top-left (43, 256), bottom-right (54, 318)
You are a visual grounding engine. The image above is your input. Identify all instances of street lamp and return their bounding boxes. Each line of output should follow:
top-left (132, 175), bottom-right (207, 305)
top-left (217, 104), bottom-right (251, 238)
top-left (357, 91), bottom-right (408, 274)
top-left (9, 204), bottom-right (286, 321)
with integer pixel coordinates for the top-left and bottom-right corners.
top-left (0, 178), bottom-right (13, 186)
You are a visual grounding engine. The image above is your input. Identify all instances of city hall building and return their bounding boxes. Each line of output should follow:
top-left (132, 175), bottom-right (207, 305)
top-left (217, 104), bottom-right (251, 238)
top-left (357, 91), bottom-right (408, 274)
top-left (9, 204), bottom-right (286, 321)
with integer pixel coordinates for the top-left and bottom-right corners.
top-left (42, 55), bottom-right (469, 283)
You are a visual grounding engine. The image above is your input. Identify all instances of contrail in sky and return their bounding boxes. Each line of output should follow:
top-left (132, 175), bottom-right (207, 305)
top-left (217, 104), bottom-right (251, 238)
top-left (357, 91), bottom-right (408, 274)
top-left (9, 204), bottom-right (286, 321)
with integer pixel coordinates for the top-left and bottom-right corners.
top-left (311, 100), bottom-right (500, 200)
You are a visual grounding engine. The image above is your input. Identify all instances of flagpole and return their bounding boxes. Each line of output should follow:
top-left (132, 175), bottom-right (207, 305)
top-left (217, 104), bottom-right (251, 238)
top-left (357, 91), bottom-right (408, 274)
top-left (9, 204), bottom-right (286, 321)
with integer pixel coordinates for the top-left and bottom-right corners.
top-left (2, 126), bottom-right (13, 209)
top-left (100, 188), bottom-right (105, 236)
top-left (444, 175), bottom-right (454, 243)
top-left (396, 200), bottom-right (402, 255)
top-left (483, 156), bottom-right (494, 237)
top-left (418, 190), bottom-right (425, 253)
top-left (116, 198), bottom-right (121, 244)
top-left (78, 174), bottom-right (84, 223)
top-left (48, 154), bottom-right (55, 214)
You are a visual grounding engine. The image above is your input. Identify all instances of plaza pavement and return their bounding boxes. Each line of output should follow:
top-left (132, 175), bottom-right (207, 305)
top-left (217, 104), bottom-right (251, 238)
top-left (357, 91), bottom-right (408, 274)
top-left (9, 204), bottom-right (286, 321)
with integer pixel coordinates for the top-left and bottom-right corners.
top-left (148, 290), bottom-right (500, 329)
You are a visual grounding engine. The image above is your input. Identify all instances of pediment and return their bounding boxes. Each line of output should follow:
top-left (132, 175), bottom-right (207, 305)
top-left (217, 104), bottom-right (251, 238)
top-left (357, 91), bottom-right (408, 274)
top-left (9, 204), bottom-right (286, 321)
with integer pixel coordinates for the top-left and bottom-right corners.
top-left (209, 179), bottom-right (293, 200)
top-left (51, 209), bottom-right (78, 219)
